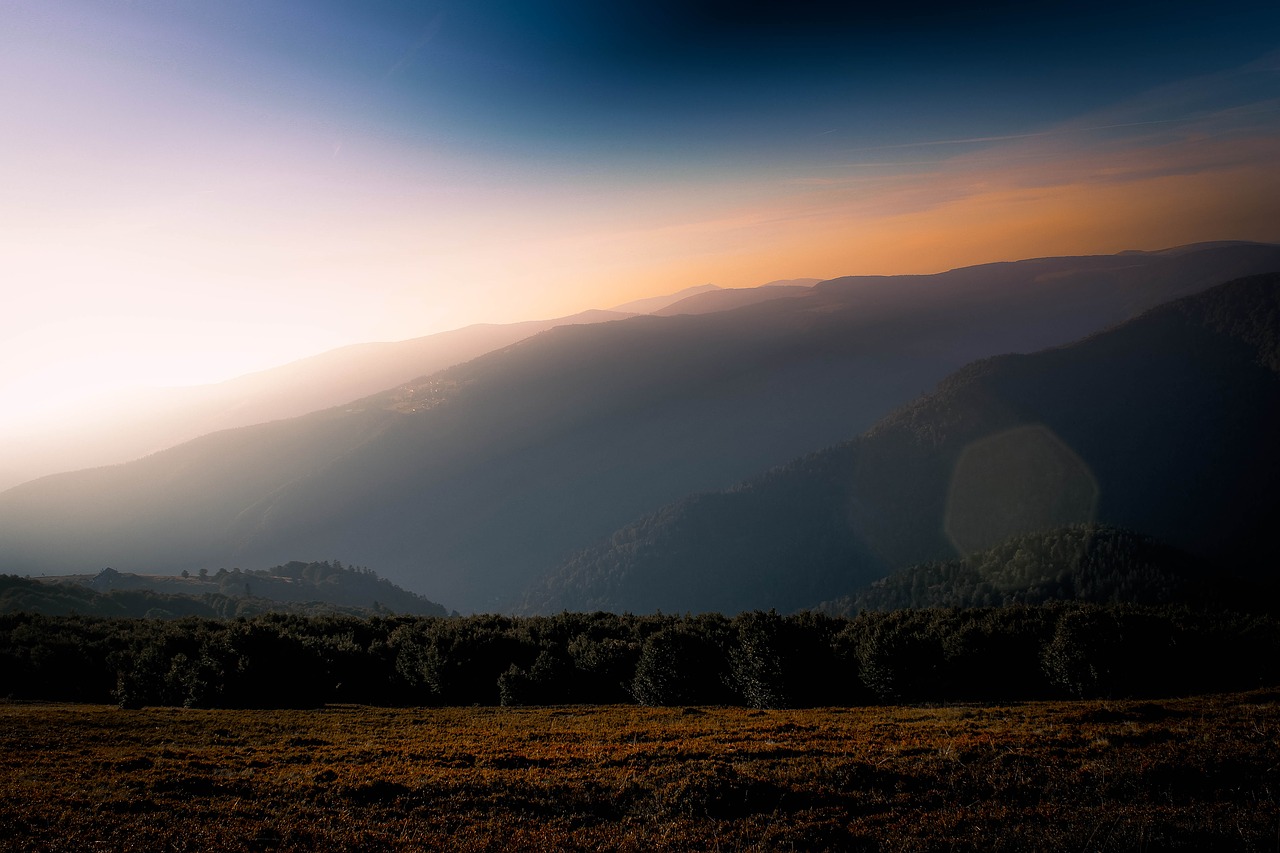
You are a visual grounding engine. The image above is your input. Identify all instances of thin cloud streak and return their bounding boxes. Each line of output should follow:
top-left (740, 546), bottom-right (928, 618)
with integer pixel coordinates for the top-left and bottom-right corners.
top-left (839, 118), bottom-right (1190, 153)
top-left (385, 13), bottom-right (448, 78)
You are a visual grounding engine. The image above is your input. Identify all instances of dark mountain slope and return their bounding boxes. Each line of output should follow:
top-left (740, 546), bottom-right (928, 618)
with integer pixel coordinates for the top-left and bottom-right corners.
top-left (2, 245), bottom-right (1278, 612)
top-left (524, 272), bottom-right (1280, 614)
top-left (816, 524), bottom-right (1267, 615)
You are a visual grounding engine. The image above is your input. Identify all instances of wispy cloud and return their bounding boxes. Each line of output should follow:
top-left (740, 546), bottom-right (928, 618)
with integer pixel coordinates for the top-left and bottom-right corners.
top-left (838, 118), bottom-right (1191, 153)
top-left (385, 12), bottom-right (448, 78)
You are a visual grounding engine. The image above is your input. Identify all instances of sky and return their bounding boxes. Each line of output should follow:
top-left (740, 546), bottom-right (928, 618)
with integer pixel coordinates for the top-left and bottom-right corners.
top-left (3, 0), bottom-right (1279, 429)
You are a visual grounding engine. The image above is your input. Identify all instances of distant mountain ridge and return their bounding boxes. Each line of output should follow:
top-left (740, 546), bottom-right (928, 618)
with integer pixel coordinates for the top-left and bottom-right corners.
top-left (2, 243), bottom-right (1277, 613)
top-left (652, 279), bottom-right (822, 315)
top-left (1, 560), bottom-right (447, 619)
top-left (1, 278), bottom-right (830, 492)
top-left (609, 284), bottom-right (721, 313)
top-left (524, 271), bottom-right (1280, 614)
top-left (0, 309), bottom-right (630, 492)
top-left (609, 279), bottom-right (822, 315)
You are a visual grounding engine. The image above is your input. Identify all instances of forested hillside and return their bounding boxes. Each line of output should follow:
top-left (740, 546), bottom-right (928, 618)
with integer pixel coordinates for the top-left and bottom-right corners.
top-left (525, 272), bottom-right (1280, 614)
top-left (817, 525), bottom-right (1275, 614)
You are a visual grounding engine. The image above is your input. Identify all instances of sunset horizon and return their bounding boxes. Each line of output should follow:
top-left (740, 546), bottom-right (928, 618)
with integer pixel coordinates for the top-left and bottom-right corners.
top-left (4, 0), bottom-right (1279, 449)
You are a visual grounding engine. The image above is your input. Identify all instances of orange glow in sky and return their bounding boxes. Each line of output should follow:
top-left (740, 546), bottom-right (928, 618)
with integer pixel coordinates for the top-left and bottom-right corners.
top-left (1, 3), bottom-right (1278, 440)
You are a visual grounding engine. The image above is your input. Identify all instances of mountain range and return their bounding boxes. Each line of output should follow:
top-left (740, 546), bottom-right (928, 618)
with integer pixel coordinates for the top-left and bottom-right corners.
top-left (2, 242), bottom-right (1278, 613)
top-left (0, 309), bottom-right (631, 493)
top-left (0, 277), bottom-right (826, 493)
top-left (525, 271), bottom-right (1280, 614)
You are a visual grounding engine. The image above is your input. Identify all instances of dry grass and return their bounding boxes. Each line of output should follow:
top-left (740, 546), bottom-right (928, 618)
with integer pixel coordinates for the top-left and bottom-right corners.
top-left (1, 691), bottom-right (1277, 851)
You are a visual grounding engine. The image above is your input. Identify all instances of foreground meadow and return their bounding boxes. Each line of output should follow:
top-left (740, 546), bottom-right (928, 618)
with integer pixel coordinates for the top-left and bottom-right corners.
top-left (1, 691), bottom-right (1277, 851)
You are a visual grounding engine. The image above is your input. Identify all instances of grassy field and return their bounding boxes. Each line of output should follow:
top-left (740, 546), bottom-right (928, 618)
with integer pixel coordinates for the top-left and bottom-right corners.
top-left (1, 691), bottom-right (1277, 851)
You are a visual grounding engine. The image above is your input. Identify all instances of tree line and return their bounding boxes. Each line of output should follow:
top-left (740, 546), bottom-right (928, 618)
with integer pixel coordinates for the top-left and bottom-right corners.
top-left (2, 604), bottom-right (1277, 710)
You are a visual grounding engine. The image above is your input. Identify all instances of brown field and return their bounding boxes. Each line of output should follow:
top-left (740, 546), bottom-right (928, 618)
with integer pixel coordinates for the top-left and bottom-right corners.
top-left (1, 691), bottom-right (1278, 852)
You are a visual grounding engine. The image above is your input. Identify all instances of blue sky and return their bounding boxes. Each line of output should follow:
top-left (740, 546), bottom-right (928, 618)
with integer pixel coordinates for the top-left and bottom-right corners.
top-left (56, 1), bottom-right (1270, 165)
top-left (2, 0), bottom-right (1278, 427)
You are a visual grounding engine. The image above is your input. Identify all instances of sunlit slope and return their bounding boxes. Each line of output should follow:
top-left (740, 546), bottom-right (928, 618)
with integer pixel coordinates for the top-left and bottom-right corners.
top-left (651, 279), bottom-right (820, 315)
top-left (1, 244), bottom-right (1277, 612)
top-left (526, 271), bottom-right (1280, 614)
top-left (0, 310), bottom-right (633, 492)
